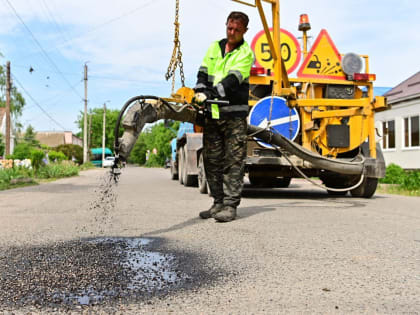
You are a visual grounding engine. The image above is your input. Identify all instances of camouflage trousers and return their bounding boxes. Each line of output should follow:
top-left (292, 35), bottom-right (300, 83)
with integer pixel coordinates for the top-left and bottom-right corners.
top-left (203, 117), bottom-right (247, 207)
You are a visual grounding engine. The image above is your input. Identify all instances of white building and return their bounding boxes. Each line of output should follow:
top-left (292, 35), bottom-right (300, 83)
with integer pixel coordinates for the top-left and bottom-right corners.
top-left (375, 71), bottom-right (420, 170)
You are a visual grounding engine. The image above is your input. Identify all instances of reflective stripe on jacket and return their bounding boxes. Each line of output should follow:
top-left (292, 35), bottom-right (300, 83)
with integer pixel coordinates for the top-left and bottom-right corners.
top-left (195, 38), bottom-right (254, 118)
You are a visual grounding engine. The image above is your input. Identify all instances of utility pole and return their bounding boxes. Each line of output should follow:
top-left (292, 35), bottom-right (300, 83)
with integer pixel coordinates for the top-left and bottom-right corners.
top-left (88, 113), bottom-right (92, 153)
top-left (83, 63), bottom-right (88, 163)
top-left (102, 102), bottom-right (106, 167)
top-left (5, 61), bottom-right (11, 156)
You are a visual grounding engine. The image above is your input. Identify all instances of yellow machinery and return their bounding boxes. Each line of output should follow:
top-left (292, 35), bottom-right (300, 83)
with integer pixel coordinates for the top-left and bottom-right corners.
top-left (113, 0), bottom-right (387, 198)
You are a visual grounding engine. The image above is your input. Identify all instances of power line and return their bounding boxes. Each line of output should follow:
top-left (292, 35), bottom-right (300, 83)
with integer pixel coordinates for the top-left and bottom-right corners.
top-left (55, 0), bottom-right (159, 50)
top-left (3, 0), bottom-right (83, 101)
top-left (12, 74), bottom-right (67, 131)
top-left (41, 0), bottom-right (72, 45)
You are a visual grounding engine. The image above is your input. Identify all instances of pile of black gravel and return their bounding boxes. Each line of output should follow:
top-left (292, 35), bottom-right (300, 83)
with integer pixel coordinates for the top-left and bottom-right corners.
top-left (0, 238), bottom-right (186, 311)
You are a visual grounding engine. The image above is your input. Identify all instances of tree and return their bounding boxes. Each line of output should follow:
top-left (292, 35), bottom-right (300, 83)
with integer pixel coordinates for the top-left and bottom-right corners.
top-left (129, 121), bottom-right (179, 166)
top-left (76, 108), bottom-right (122, 151)
top-left (0, 62), bottom-right (26, 121)
top-left (23, 125), bottom-right (40, 147)
top-left (0, 133), bottom-right (4, 157)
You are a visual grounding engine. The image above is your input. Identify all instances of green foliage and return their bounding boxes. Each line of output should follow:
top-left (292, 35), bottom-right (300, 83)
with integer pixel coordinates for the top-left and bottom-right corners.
top-left (129, 133), bottom-right (147, 165)
top-left (129, 121), bottom-right (178, 167)
top-left (75, 108), bottom-right (122, 150)
top-left (0, 65), bottom-right (26, 119)
top-left (400, 171), bottom-right (420, 190)
top-left (48, 150), bottom-right (67, 162)
top-left (79, 162), bottom-right (96, 170)
top-left (380, 163), bottom-right (405, 184)
top-left (54, 144), bottom-right (83, 164)
top-left (30, 149), bottom-right (45, 170)
top-left (0, 133), bottom-right (4, 157)
top-left (380, 163), bottom-right (420, 191)
top-left (0, 167), bottom-right (34, 190)
top-left (36, 161), bottom-right (79, 179)
top-left (11, 142), bottom-right (32, 159)
top-left (23, 125), bottom-right (40, 147)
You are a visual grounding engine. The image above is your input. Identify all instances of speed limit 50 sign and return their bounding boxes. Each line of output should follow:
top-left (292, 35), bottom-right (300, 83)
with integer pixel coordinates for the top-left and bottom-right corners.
top-left (251, 28), bottom-right (301, 74)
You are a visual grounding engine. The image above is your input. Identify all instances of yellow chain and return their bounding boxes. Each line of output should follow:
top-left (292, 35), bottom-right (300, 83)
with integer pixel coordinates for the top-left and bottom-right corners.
top-left (165, 0), bottom-right (185, 93)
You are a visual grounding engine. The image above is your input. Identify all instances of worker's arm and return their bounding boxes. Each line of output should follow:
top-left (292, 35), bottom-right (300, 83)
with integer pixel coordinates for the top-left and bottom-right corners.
top-left (194, 41), bottom-right (219, 92)
top-left (206, 46), bottom-right (254, 102)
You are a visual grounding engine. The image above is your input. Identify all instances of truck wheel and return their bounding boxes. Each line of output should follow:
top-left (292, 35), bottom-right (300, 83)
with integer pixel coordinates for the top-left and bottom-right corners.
top-left (350, 177), bottom-right (378, 198)
top-left (182, 147), bottom-right (197, 187)
top-left (248, 172), bottom-right (265, 187)
top-left (320, 174), bottom-right (349, 196)
top-left (276, 177), bottom-right (292, 188)
top-left (198, 154), bottom-right (208, 194)
top-left (178, 147), bottom-right (184, 185)
top-left (170, 160), bottom-right (178, 180)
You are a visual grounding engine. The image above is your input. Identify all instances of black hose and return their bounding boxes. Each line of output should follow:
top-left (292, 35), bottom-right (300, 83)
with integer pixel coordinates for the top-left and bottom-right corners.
top-left (114, 95), bottom-right (170, 155)
top-left (247, 125), bottom-right (364, 175)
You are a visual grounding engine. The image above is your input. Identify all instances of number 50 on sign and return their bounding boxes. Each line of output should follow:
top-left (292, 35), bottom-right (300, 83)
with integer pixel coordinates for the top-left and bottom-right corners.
top-left (251, 28), bottom-right (301, 74)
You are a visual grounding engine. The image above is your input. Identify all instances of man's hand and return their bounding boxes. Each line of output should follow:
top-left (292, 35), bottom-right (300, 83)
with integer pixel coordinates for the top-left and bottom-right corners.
top-left (193, 92), bottom-right (207, 105)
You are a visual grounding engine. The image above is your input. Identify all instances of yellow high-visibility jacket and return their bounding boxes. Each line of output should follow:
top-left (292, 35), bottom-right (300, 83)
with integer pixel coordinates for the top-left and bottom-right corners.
top-left (195, 38), bottom-right (254, 118)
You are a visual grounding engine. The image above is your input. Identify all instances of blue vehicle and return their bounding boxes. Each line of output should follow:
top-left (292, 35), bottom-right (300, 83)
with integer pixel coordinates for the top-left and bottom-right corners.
top-left (90, 148), bottom-right (113, 167)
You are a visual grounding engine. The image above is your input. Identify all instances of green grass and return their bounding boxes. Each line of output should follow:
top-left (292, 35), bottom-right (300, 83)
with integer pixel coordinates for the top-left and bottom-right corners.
top-left (377, 184), bottom-right (420, 197)
top-left (0, 161), bottom-right (87, 191)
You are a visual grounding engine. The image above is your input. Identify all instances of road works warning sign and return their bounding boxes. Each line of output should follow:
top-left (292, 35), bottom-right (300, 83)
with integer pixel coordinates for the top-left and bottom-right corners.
top-left (297, 29), bottom-right (346, 80)
top-left (251, 28), bottom-right (301, 74)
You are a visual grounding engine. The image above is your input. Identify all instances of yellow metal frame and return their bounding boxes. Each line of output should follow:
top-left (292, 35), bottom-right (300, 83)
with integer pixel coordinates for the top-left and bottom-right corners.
top-left (233, 0), bottom-right (387, 158)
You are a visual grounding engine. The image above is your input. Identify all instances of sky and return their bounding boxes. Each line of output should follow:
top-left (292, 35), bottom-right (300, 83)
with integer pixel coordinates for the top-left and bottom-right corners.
top-left (0, 0), bottom-right (419, 133)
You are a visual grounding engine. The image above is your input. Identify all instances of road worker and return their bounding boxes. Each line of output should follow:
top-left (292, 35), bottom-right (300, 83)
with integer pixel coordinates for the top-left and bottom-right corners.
top-left (193, 11), bottom-right (254, 222)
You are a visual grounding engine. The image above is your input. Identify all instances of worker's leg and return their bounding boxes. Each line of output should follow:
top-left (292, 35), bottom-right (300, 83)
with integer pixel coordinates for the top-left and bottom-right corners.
top-left (222, 117), bottom-right (247, 208)
top-left (203, 119), bottom-right (224, 205)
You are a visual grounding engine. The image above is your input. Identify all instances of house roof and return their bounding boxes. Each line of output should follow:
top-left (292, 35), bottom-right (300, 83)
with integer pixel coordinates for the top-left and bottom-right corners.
top-left (384, 71), bottom-right (420, 104)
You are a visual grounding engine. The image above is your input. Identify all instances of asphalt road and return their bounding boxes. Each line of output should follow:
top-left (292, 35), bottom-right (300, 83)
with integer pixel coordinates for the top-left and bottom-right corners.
top-left (0, 166), bottom-right (419, 314)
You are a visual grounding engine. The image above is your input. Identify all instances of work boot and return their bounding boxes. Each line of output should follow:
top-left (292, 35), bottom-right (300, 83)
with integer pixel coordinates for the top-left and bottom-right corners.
top-left (199, 203), bottom-right (224, 219)
top-left (213, 206), bottom-right (237, 222)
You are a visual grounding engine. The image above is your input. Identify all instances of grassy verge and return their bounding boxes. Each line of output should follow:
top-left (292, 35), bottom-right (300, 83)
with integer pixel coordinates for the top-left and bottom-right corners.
top-left (0, 161), bottom-right (97, 191)
top-left (377, 184), bottom-right (420, 197)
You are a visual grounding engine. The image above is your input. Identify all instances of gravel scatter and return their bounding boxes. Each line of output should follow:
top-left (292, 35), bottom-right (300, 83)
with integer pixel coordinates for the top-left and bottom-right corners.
top-left (78, 171), bottom-right (119, 236)
top-left (0, 237), bottom-right (217, 312)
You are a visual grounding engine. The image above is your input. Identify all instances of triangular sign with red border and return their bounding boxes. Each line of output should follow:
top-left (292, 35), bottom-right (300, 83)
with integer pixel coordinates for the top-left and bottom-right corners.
top-left (297, 29), bottom-right (346, 80)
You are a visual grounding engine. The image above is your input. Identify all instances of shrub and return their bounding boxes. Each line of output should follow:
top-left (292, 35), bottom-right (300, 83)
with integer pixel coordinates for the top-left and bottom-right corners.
top-left (54, 144), bottom-right (83, 164)
top-left (36, 161), bottom-right (79, 179)
top-left (48, 150), bottom-right (67, 163)
top-left (400, 170), bottom-right (420, 190)
top-left (380, 163), bottom-right (406, 184)
top-left (12, 143), bottom-right (32, 160)
top-left (30, 149), bottom-right (45, 170)
top-left (0, 167), bottom-right (34, 190)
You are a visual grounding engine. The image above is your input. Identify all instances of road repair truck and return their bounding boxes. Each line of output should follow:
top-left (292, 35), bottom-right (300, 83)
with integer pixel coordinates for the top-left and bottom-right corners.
top-left (167, 3), bottom-right (387, 198)
top-left (114, 0), bottom-right (387, 198)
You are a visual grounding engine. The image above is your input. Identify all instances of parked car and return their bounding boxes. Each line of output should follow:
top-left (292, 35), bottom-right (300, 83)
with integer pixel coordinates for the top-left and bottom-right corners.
top-left (102, 156), bottom-right (115, 168)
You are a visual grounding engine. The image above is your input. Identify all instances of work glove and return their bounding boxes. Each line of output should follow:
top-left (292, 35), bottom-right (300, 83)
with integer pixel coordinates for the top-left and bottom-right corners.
top-left (193, 92), bottom-right (207, 105)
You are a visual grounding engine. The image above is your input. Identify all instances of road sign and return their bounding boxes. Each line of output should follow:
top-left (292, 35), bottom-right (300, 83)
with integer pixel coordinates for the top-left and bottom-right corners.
top-left (248, 96), bottom-right (300, 149)
top-left (251, 28), bottom-right (301, 74)
top-left (297, 29), bottom-right (346, 80)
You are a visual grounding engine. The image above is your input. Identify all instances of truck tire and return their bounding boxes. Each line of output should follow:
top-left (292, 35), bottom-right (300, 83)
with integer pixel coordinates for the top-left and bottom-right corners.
top-left (182, 147), bottom-right (197, 187)
top-left (197, 154), bottom-right (208, 194)
top-left (350, 177), bottom-right (378, 198)
top-left (170, 160), bottom-right (178, 180)
top-left (320, 174), bottom-right (349, 196)
top-left (276, 177), bottom-right (292, 188)
top-left (248, 169), bottom-right (291, 188)
top-left (178, 147), bottom-right (184, 185)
